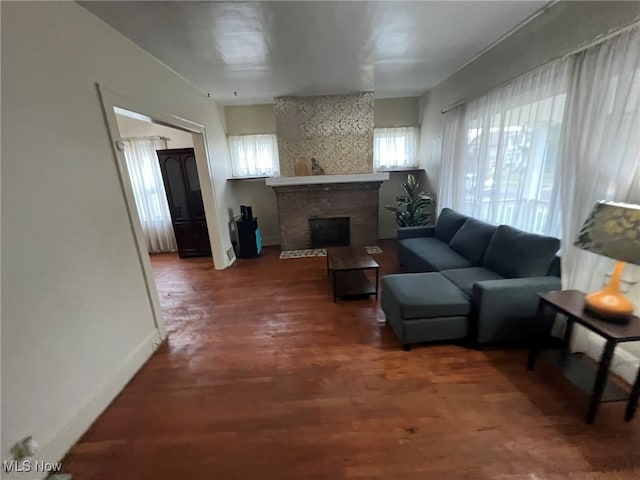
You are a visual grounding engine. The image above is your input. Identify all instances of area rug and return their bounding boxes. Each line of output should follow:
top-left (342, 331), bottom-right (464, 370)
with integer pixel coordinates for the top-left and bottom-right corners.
top-left (279, 246), bottom-right (383, 259)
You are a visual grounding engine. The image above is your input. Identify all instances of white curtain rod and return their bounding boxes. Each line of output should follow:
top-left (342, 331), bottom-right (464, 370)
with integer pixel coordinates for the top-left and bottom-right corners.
top-left (440, 21), bottom-right (640, 115)
top-left (121, 135), bottom-right (170, 141)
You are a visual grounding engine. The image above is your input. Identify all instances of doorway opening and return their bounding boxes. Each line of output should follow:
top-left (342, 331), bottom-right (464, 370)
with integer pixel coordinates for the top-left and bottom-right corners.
top-left (97, 84), bottom-right (228, 338)
top-left (115, 109), bottom-right (212, 259)
top-left (111, 107), bottom-right (218, 335)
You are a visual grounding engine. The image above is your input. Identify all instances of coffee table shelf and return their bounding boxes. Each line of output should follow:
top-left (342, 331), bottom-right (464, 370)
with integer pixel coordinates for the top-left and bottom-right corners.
top-left (326, 246), bottom-right (379, 302)
top-left (333, 270), bottom-right (377, 298)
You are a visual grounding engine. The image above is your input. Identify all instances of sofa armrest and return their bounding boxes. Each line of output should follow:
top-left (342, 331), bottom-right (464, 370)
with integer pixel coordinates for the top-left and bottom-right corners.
top-left (397, 226), bottom-right (436, 240)
top-left (472, 276), bottom-right (561, 344)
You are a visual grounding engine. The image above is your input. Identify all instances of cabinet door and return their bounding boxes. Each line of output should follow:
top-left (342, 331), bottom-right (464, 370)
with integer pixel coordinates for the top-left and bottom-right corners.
top-left (160, 154), bottom-right (189, 222)
top-left (183, 153), bottom-right (205, 219)
top-left (157, 148), bottom-right (212, 258)
top-left (173, 222), bottom-right (211, 258)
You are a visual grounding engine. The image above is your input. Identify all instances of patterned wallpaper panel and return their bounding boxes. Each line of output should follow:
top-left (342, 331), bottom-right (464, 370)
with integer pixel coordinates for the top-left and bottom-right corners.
top-left (274, 93), bottom-right (374, 176)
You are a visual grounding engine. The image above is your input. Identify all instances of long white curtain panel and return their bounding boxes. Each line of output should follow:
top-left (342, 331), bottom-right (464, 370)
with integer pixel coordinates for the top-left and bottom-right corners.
top-left (438, 25), bottom-right (640, 382)
top-left (558, 27), bottom-right (640, 376)
top-left (122, 137), bottom-right (178, 253)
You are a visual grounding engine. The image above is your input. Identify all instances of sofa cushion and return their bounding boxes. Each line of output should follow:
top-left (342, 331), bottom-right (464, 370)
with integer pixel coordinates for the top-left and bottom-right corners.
top-left (435, 208), bottom-right (468, 243)
top-left (441, 267), bottom-right (505, 298)
top-left (448, 218), bottom-right (497, 265)
top-left (398, 237), bottom-right (474, 272)
top-left (483, 225), bottom-right (561, 278)
top-left (381, 273), bottom-right (471, 319)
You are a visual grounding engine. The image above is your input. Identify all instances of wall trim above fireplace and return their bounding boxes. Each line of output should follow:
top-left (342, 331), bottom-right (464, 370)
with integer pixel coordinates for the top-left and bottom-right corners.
top-left (265, 172), bottom-right (389, 187)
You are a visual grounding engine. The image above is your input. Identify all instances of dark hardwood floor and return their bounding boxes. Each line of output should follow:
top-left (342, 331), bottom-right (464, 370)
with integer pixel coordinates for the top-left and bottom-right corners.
top-left (63, 240), bottom-right (640, 479)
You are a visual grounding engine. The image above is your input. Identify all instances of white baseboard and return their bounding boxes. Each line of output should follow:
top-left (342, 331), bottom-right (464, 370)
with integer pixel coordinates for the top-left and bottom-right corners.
top-left (378, 232), bottom-right (398, 239)
top-left (3, 329), bottom-right (163, 480)
top-left (260, 236), bottom-right (280, 247)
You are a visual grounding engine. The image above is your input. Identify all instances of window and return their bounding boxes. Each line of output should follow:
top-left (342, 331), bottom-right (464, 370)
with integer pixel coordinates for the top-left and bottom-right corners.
top-left (228, 134), bottom-right (279, 178)
top-left (445, 60), bottom-right (572, 237)
top-left (373, 126), bottom-right (420, 170)
top-left (463, 92), bottom-right (566, 236)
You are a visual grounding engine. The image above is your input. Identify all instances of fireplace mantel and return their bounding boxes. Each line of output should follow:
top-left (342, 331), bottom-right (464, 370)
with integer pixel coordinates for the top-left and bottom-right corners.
top-left (265, 172), bottom-right (389, 187)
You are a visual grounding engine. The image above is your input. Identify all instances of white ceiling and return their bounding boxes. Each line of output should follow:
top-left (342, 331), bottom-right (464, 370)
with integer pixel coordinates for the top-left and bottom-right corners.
top-left (81, 1), bottom-right (548, 104)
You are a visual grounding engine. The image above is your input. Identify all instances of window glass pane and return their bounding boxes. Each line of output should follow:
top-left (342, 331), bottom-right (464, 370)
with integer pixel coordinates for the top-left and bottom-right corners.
top-left (228, 134), bottom-right (280, 177)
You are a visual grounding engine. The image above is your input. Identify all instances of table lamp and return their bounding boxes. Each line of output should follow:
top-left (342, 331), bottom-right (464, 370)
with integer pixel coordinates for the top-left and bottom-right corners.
top-left (574, 201), bottom-right (640, 324)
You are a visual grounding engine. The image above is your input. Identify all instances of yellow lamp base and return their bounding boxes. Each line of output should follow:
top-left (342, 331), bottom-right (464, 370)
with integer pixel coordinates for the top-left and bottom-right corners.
top-left (584, 261), bottom-right (635, 324)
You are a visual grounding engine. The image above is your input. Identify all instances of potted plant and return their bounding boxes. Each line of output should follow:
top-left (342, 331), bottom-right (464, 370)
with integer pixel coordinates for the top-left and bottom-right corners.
top-left (385, 174), bottom-right (435, 227)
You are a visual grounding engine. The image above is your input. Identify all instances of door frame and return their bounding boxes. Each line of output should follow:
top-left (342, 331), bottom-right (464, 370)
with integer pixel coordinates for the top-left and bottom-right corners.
top-left (96, 83), bottom-right (227, 337)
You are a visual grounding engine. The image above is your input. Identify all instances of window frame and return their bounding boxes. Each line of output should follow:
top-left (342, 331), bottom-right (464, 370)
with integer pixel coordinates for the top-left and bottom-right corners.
top-left (373, 126), bottom-right (421, 171)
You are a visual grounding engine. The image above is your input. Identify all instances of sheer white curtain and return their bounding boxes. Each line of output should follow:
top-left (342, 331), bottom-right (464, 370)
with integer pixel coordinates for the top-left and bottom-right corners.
top-left (438, 106), bottom-right (466, 210)
top-left (437, 25), bottom-right (640, 379)
top-left (228, 134), bottom-right (279, 177)
top-left (559, 27), bottom-right (640, 379)
top-left (123, 137), bottom-right (177, 253)
top-left (440, 60), bottom-right (571, 236)
top-left (373, 127), bottom-right (420, 170)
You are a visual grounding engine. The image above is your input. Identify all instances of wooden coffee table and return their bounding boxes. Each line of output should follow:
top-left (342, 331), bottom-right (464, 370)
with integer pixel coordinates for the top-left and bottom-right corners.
top-left (326, 246), bottom-right (379, 303)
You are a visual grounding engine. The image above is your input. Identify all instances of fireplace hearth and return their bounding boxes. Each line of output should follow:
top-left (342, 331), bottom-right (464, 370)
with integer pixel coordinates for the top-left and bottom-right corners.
top-left (309, 217), bottom-right (350, 248)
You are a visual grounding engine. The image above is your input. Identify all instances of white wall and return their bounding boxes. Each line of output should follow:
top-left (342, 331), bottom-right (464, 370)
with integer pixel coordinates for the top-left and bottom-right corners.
top-left (222, 105), bottom-right (277, 244)
top-left (228, 179), bottom-right (280, 246)
top-left (1, 2), bottom-right (235, 476)
top-left (374, 97), bottom-right (420, 127)
top-left (419, 0), bottom-right (640, 192)
top-left (224, 104), bottom-right (276, 135)
top-left (115, 114), bottom-right (194, 148)
top-left (224, 97), bottom-right (421, 134)
top-left (375, 97), bottom-right (425, 238)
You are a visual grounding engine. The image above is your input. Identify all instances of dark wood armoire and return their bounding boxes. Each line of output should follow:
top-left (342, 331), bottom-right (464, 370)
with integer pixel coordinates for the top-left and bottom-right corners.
top-left (156, 148), bottom-right (212, 258)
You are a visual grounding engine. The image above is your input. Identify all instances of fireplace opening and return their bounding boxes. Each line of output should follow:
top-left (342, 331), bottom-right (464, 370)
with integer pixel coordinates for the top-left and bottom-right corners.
top-left (309, 217), bottom-right (350, 248)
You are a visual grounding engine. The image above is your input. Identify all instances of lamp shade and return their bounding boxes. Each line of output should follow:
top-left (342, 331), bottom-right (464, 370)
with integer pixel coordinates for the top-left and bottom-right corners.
top-left (574, 201), bottom-right (640, 266)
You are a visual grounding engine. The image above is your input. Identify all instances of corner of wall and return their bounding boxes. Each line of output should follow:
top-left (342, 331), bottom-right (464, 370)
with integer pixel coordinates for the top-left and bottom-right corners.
top-left (4, 330), bottom-right (163, 479)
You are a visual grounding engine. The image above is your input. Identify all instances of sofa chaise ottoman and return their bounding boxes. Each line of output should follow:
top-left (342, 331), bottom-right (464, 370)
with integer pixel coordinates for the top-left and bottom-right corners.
top-left (381, 272), bottom-right (471, 351)
top-left (381, 208), bottom-right (561, 349)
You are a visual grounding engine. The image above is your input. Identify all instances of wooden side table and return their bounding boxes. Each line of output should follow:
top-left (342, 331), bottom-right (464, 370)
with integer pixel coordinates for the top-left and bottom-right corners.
top-left (528, 290), bottom-right (640, 424)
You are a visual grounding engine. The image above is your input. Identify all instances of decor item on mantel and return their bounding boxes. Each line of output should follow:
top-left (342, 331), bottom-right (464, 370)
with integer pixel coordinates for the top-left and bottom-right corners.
top-left (574, 201), bottom-right (640, 323)
top-left (385, 174), bottom-right (435, 227)
top-left (310, 158), bottom-right (325, 175)
top-left (293, 158), bottom-right (311, 176)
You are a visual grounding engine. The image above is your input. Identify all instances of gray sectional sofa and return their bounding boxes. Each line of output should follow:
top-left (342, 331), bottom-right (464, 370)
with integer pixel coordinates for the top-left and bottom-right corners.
top-left (381, 208), bottom-right (561, 350)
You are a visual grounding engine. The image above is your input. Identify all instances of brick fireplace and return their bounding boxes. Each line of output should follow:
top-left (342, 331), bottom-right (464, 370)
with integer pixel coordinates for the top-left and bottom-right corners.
top-left (268, 93), bottom-right (387, 250)
top-left (267, 174), bottom-right (387, 250)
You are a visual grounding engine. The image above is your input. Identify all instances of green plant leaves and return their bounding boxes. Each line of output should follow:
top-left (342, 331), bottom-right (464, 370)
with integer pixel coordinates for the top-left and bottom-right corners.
top-left (384, 174), bottom-right (435, 227)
